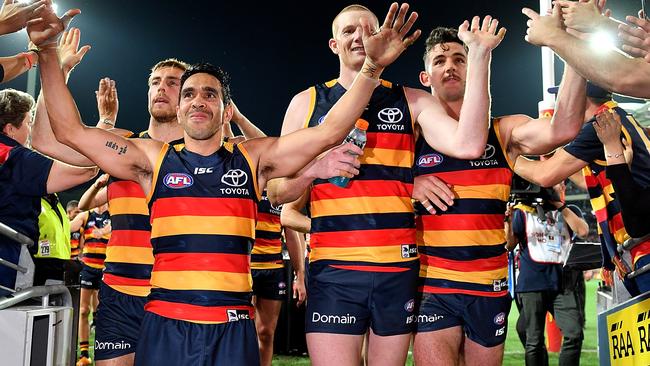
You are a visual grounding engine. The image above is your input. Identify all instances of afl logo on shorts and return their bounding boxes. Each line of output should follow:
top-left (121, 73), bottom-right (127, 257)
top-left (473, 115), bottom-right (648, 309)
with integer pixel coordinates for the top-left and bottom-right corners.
top-left (494, 312), bottom-right (506, 325)
top-left (417, 153), bottom-right (443, 168)
top-left (163, 173), bottom-right (194, 189)
top-left (317, 115), bottom-right (326, 125)
top-left (404, 299), bottom-right (415, 312)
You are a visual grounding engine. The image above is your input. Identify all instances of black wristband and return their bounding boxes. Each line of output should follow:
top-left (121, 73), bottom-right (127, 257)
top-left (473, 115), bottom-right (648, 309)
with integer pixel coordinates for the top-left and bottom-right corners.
top-left (557, 203), bottom-right (567, 212)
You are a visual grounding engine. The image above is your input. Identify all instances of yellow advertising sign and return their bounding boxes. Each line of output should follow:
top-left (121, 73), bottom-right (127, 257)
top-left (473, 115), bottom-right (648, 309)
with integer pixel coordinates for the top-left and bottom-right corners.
top-left (606, 297), bottom-right (650, 365)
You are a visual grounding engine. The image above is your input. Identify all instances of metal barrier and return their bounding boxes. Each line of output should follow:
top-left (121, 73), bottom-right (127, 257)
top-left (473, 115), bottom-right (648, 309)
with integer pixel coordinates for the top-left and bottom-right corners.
top-left (0, 220), bottom-right (75, 365)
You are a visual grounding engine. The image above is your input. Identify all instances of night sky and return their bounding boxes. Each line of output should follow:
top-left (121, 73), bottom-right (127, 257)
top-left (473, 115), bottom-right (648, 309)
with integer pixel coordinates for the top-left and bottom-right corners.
top-left (0, 0), bottom-right (643, 137)
top-left (0, 0), bottom-right (643, 202)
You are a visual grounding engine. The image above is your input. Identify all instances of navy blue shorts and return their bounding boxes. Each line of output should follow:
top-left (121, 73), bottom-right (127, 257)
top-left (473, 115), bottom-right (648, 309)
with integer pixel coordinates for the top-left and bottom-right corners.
top-left (416, 292), bottom-right (512, 347)
top-left (79, 264), bottom-right (102, 289)
top-left (252, 268), bottom-right (287, 300)
top-left (134, 311), bottom-right (260, 366)
top-left (305, 260), bottom-right (419, 336)
top-left (94, 282), bottom-right (147, 360)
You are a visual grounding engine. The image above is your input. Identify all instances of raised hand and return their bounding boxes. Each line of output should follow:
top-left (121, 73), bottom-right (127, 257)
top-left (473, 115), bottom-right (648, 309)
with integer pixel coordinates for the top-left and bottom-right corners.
top-left (556, 0), bottom-right (603, 33)
top-left (94, 173), bottom-right (110, 189)
top-left (523, 3), bottom-right (563, 46)
top-left (26, 4), bottom-right (80, 47)
top-left (96, 77), bottom-right (118, 124)
top-left (594, 109), bottom-right (623, 147)
top-left (0, 0), bottom-right (46, 35)
top-left (360, 2), bottom-right (421, 73)
top-left (619, 13), bottom-right (650, 62)
top-left (457, 15), bottom-right (507, 52)
top-left (58, 27), bottom-right (90, 73)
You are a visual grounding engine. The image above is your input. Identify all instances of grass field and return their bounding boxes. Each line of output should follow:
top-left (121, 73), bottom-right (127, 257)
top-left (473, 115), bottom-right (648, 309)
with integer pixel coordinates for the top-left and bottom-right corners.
top-left (83, 281), bottom-right (601, 365)
top-left (272, 280), bottom-right (601, 365)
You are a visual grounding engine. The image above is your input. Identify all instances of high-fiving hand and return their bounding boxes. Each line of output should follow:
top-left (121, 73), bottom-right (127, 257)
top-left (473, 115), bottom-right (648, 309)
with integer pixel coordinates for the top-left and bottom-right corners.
top-left (523, 3), bottom-right (563, 46)
top-left (59, 27), bottom-right (90, 73)
top-left (458, 15), bottom-right (507, 52)
top-left (0, 0), bottom-right (46, 36)
top-left (26, 1), bottom-right (79, 47)
top-left (360, 2), bottom-right (421, 72)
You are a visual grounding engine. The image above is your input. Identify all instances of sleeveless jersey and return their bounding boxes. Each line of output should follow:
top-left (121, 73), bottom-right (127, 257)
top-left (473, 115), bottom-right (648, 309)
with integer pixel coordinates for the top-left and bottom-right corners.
top-left (81, 210), bottom-right (111, 269)
top-left (70, 229), bottom-right (82, 260)
top-left (565, 102), bottom-right (650, 265)
top-left (414, 121), bottom-right (511, 297)
top-left (306, 79), bottom-right (416, 270)
top-left (251, 190), bottom-right (283, 270)
top-left (103, 131), bottom-right (155, 297)
top-left (145, 141), bottom-right (260, 324)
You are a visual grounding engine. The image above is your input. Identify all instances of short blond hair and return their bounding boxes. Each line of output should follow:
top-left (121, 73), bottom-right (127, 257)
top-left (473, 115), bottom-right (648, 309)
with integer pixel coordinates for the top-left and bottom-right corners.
top-left (331, 4), bottom-right (378, 37)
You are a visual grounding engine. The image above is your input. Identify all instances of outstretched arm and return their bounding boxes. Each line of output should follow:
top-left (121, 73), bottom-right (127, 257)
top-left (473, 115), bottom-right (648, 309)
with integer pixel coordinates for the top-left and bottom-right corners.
top-left (78, 173), bottom-right (108, 210)
top-left (31, 28), bottom-right (123, 167)
top-left (524, 4), bottom-right (650, 98)
top-left (513, 149), bottom-right (587, 187)
top-left (415, 15), bottom-right (506, 159)
top-left (46, 162), bottom-right (98, 193)
top-left (30, 8), bottom-right (161, 192)
top-left (500, 64), bottom-right (586, 157)
top-left (0, 51), bottom-right (36, 83)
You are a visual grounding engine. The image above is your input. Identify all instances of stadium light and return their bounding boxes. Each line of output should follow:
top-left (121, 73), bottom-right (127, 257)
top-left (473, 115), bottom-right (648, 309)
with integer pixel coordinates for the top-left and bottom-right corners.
top-left (589, 31), bottom-right (616, 53)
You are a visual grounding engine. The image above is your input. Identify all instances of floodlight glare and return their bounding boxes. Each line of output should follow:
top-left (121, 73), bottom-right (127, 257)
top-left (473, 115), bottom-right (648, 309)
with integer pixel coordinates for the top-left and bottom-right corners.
top-left (589, 31), bottom-right (616, 53)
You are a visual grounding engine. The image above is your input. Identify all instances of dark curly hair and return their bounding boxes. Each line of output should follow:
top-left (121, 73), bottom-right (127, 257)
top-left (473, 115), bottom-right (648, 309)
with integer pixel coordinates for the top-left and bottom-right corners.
top-left (180, 63), bottom-right (231, 105)
top-left (422, 27), bottom-right (467, 63)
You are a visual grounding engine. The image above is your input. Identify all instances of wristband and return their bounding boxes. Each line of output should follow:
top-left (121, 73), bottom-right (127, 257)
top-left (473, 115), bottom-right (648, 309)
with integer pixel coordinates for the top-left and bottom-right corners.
top-left (556, 203), bottom-right (567, 212)
top-left (21, 52), bottom-right (36, 69)
top-left (100, 118), bottom-right (115, 127)
top-left (606, 152), bottom-right (625, 159)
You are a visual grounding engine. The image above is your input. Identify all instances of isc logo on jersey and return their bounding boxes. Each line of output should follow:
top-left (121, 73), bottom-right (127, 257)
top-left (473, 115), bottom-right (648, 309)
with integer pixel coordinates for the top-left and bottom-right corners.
top-left (417, 153), bottom-right (443, 168)
top-left (220, 169), bottom-right (250, 195)
top-left (163, 173), bottom-right (194, 189)
top-left (377, 107), bottom-right (404, 131)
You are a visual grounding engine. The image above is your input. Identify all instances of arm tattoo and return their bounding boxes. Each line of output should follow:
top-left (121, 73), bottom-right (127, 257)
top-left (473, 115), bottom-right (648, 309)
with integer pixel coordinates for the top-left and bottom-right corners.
top-left (105, 140), bottom-right (128, 155)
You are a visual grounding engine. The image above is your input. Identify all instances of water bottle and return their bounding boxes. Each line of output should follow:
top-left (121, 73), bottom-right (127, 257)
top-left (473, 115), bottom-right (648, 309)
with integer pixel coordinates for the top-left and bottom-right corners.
top-left (328, 119), bottom-right (369, 188)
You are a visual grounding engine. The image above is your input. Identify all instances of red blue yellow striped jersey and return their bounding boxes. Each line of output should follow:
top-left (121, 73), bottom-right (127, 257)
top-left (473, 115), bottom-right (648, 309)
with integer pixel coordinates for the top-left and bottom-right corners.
top-left (103, 131), bottom-right (157, 297)
top-left (145, 141), bottom-right (260, 324)
top-left (70, 229), bottom-right (82, 260)
top-left (305, 79), bottom-right (416, 271)
top-left (414, 120), bottom-right (511, 297)
top-left (81, 210), bottom-right (111, 269)
top-left (251, 190), bottom-right (283, 270)
top-left (565, 102), bottom-right (650, 266)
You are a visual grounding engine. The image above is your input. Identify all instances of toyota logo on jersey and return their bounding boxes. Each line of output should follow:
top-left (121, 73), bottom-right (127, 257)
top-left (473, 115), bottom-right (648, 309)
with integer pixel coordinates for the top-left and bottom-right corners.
top-left (163, 173), bottom-right (194, 189)
top-left (481, 144), bottom-right (496, 160)
top-left (221, 169), bottom-right (248, 187)
top-left (377, 107), bottom-right (403, 123)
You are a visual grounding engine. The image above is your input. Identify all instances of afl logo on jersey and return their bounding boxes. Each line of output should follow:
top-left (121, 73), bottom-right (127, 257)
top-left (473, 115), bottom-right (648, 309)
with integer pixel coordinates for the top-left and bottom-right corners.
top-left (163, 173), bottom-right (194, 189)
top-left (417, 153), bottom-right (443, 167)
top-left (317, 115), bottom-right (326, 125)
